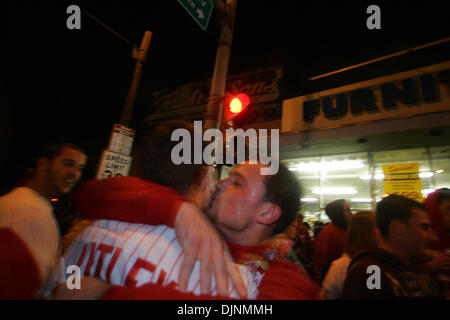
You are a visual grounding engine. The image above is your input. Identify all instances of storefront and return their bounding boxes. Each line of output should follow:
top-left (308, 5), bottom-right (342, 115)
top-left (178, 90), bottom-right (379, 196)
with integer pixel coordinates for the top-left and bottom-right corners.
top-left (280, 61), bottom-right (450, 222)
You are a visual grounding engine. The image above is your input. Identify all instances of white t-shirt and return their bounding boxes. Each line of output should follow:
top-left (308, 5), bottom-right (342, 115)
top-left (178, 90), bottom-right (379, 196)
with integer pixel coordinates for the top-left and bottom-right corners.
top-left (320, 253), bottom-right (351, 300)
top-left (0, 187), bottom-right (60, 286)
top-left (53, 220), bottom-right (262, 298)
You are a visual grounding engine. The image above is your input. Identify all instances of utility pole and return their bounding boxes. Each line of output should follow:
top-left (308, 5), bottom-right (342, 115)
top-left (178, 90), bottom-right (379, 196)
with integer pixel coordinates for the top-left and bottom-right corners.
top-left (120, 31), bottom-right (153, 127)
top-left (81, 11), bottom-right (152, 179)
top-left (204, 0), bottom-right (238, 130)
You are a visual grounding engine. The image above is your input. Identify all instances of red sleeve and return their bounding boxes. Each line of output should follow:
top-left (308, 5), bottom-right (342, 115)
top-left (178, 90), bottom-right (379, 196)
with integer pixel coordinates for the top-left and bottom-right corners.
top-left (101, 261), bottom-right (319, 300)
top-left (0, 228), bottom-right (42, 299)
top-left (257, 260), bottom-right (319, 300)
top-left (101, 282), bottom-right (235, 300)
top-left (75, 177), bottom-right (193, 228)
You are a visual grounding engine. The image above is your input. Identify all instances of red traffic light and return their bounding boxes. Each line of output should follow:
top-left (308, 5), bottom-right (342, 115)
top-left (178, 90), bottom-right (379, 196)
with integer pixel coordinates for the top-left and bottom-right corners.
top-left (228, 93), bottom-right (250, 114)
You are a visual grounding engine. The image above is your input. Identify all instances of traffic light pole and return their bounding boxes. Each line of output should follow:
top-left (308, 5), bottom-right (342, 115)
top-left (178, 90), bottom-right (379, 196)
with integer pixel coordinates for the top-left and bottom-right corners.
top-left (204, 0), bottom-right (237, 130)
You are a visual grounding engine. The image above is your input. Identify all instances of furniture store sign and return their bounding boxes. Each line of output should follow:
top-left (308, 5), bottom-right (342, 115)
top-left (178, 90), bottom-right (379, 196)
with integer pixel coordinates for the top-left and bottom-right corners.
top-left (282, 61), bottom-right (450, 133)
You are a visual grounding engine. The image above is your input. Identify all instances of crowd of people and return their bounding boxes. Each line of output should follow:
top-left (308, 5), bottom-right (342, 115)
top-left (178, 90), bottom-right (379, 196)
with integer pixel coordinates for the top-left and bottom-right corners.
top-left (0, 120), bottom-right (449, 300)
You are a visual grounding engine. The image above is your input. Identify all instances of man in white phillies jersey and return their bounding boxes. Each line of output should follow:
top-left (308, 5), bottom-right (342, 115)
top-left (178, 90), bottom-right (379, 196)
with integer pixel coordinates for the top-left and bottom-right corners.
top-left (48, 121), bottom-right (250, 298)
top-left (49, 121), bottom-right (318, 299)
top-left (58, 220), bottom-right (261, 298)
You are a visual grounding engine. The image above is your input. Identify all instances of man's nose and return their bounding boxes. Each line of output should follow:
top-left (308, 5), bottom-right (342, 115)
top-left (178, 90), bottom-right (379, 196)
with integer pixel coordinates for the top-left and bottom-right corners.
top-left (67, 166), bottom-right (80, 178)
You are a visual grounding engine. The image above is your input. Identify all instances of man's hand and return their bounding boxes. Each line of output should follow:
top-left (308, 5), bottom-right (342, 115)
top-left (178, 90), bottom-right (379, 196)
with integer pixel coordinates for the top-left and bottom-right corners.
top-left (174, 202), bottom-right (247, 298)
top-left (52, 276), bottom-right (110, 300)
top-left (425, 252), bottom-right (450, 274)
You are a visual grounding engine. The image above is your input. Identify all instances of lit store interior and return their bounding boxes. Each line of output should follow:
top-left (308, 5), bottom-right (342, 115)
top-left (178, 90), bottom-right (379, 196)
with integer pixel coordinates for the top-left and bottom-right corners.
top-left (283, 145), bottom-right (450, 223)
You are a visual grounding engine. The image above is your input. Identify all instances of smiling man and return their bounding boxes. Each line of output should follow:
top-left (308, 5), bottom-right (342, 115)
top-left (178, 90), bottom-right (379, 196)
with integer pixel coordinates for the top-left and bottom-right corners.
top-left (0, 143), bottom-right (87, 299)
top-left (342, 194), bottom-right (443, 299)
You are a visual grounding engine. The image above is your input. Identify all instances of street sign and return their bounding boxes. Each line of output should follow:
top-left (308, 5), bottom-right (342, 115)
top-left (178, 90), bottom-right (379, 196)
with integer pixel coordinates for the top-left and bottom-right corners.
top-left (177, 0), bottom-right (214, 31)
top-left (96, 150), bottom-right (132, 179)
top-left (107, 124), bottom-right (135, 156)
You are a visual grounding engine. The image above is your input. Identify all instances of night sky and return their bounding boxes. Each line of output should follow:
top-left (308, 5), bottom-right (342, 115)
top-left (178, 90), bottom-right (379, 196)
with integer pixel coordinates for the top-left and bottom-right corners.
top-left (4, 0), bottom-right (450, 191)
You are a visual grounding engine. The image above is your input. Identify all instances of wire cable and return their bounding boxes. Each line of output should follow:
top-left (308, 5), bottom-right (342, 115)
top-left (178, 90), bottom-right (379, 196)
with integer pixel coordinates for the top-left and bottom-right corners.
top-left (82, 10), bottom-right (140, 50)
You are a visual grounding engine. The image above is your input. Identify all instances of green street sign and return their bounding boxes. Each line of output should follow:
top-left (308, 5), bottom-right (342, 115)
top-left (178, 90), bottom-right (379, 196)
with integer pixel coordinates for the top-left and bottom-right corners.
top-left (177, 0), bottom-right (214, 31)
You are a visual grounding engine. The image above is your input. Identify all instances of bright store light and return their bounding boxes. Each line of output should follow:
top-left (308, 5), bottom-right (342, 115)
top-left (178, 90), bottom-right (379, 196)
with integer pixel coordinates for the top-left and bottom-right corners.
top-left (359, 174), bottom-right (385, 180)
top-left (292, 160), bottom-right (364, 172)
top-left (419, 172), bottom-right (434, 178)
top-left (291, 162), bottom-right (321, 172)
top-left (435, 169), bottom-right (444, 174)
top-left (350, 198), bottom-right (373, 203)
top-left (301, 198), bottom-right (318, 202)
top-left (312, 187), bottom-right (357, 195)
top-left (323, 160), bottom-right (364, 170)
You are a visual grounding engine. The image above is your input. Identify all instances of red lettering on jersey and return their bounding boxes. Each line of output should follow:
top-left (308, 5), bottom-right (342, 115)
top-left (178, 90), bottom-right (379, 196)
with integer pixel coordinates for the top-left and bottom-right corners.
top-left (94, 244), bottom-right (114, 278)
top-left (156, 269), bottom-right (167, 286)
top-left (125, 258), bottom-right (158, 287)
top-left (106, 247), bottom-right (122, 283)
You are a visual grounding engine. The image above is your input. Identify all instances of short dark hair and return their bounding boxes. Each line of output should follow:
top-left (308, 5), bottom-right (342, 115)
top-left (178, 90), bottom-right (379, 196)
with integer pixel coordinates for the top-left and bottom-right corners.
top-left (262, 162), bottom-right (302, 235)
top-left (376, 194), bottom-right (425, 236)
top-left (139, 120), bottom-right (206, 195)
top-left (41, 143), bottom-right (85, 161)
top-left (436, 188), bottom-right (450, 204)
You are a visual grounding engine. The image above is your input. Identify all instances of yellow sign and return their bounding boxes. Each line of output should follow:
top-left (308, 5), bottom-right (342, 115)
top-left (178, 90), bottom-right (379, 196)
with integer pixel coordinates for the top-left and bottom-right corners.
top-left (382, 163), bottom-right (423, 202)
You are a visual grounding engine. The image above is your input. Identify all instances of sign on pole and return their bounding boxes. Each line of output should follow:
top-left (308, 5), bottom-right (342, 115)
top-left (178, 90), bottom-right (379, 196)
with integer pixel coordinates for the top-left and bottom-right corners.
top-left (96, 124), bottom-right (135, 180)
top-left (177, 0), bottom-right (214, 31)
top-left (96, 150), bottom-right (132, 179)
top-left (108, 124), bottom-right (135, 156)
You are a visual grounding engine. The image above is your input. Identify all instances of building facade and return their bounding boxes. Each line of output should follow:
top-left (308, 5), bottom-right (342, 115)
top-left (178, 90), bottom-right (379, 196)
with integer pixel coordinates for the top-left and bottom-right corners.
top-left (280, 61), bottom-right (450, 221)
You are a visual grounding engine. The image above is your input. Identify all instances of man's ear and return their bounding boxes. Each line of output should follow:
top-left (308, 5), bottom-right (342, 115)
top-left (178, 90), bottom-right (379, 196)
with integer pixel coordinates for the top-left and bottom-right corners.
top-left (256, 203), bottom-right (281, 226)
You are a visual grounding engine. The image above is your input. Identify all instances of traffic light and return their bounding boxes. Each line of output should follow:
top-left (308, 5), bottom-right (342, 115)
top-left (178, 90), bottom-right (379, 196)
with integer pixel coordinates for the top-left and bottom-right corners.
top-left (224, 93), bottom-right (251, 127)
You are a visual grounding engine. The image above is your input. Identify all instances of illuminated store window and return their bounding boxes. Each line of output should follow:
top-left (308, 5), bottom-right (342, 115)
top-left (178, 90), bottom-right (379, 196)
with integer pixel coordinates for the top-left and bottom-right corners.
top-left (284, 153), bottom-right (370, 221)
top-left (430, 146), bottom-right (450, 191)
top-left (284, 157), bottom-right (321, 221)
top-left (372, 148), bottom-right (431, 201)
top-left (320, 153), bottom-right (371, 213)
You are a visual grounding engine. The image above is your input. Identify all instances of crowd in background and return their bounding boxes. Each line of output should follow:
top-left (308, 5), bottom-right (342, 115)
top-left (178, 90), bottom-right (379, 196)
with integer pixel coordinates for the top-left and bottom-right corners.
top-left (0, 122), bottom-right (449, 300)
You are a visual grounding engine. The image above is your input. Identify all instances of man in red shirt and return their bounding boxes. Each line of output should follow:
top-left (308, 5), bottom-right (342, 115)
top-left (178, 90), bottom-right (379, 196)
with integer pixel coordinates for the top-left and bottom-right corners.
top-left (313, 199), bottom-right (352, 282)
top-left (54, 121), bottom-right (318, 300)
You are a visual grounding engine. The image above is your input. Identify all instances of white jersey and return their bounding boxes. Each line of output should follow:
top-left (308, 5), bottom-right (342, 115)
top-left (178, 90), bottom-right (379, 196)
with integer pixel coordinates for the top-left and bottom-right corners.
top-left (0, 187), bottom-right (60, 289)
top-left (53, 220), bottom-right (262, 298)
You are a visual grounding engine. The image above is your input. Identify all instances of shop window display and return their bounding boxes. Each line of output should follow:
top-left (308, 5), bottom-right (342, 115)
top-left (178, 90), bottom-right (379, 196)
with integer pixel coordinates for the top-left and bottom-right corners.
top-left (285, 146), bottom-right (450, 225)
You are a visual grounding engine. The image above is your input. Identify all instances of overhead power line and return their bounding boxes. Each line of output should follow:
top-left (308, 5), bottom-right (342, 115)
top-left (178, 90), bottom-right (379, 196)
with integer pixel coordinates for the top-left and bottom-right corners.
top-left (309, 37), bottom-right (450, 80)
top-left (82, 10), bottom-right (140, 50)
